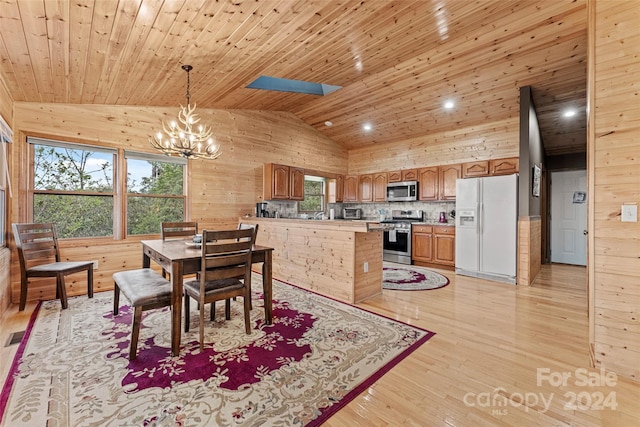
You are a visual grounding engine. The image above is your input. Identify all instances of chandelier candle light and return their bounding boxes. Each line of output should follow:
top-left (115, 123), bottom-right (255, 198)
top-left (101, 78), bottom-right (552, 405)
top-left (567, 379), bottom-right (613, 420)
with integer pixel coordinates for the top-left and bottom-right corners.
top-left (150, 65), bottom-right (222, 160)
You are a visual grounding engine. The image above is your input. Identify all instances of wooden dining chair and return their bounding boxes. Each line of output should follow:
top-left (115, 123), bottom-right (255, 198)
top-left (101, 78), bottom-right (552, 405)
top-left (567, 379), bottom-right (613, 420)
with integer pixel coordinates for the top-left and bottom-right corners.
top-left (161, 221), bottom-right (198, 240)
top-left (160, 221), bottom-right (198, 278)
top-left (183, 228), bottom-right (255, 351)
top-left (12, 223), bottom-right (94, 311)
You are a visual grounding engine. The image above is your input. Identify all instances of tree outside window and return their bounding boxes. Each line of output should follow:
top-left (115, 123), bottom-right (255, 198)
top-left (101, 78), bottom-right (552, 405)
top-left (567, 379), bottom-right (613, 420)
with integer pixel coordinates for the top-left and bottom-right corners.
top-left (32, 142), bottom-right (115, 238)
top-left (299, 176), bottom-right (325, 213)
top-left (126, 154), bottom-right (185, 235)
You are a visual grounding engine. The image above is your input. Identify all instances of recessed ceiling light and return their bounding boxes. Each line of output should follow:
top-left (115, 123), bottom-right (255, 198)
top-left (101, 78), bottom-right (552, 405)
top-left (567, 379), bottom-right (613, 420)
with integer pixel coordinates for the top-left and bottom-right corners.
top-left (362, 123), bottom-right (373, 132)
top-left (324, 121), bottom-right (333, 127)
top-left (563, 109), bottom-right (577, 118)
top-left (444, 100), bottom-right (455, 109)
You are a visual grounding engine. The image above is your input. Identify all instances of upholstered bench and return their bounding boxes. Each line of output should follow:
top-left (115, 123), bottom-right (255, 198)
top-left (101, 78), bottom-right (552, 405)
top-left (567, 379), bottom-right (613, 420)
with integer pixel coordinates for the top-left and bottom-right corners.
top-left (113, 268), bottom-right (173, 360)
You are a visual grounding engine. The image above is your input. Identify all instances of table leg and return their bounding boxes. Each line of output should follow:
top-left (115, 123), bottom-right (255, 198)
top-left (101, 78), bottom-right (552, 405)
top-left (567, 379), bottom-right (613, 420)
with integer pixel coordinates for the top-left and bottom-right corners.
top-left (262, 251), bottom-right (272, 325)
top-left (171, 260), bottom-right (183, 356)
top-left (142, 252), bottom-right (150, 268)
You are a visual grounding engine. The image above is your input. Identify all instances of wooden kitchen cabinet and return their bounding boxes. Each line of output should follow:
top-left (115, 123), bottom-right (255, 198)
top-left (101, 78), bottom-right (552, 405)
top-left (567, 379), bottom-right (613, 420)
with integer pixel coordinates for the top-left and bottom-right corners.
top-left (359, 174), bottom-right (373, 202)
top-left (490, 157), bottom-right (519, 175)
top-left (388, 168), bottom-right (418, 183)
top-left (412, 225), bottom-right (434, 262)
top-left (344, 175), bottom-right (359, 202)
top-left (462, 161), bottom-right (490, 178)
top-left (263, 163), bottom-right (291, 200)
top-left (263, 163), bottom-right (305, 200)
top-left (402, 169), bottom-right (418, 181)
top-left (439, 164), bottom-right (462, 200)
top-left (289, 166), bottom-right (305, 200)
top-left (412, 224), bottom-right (455, 270)
top-left (418, 167), bottom-right (439, 201)
top-left (335, 174), bottom-right (344, 202)
top-left (433, 226), bottom-right (455, 266)
top-left (387, 170), bottom-right (402, 182)
top-left (373, 172), bottom-right (387, 202)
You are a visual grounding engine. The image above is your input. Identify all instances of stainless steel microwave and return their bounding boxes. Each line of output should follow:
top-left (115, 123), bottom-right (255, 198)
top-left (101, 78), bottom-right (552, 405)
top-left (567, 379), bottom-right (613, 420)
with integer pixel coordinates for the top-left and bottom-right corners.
top-left (386, 181), bottom-right (418, 202)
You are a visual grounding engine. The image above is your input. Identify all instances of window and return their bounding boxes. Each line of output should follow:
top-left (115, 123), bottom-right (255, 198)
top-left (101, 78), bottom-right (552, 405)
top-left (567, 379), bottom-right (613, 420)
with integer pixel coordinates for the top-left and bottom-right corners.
top-left (31, 138), bottom-right (115, 238)
top-left (299, 176), bottom-right (325, 213)
top-left (1, 115), bottom-right (11, 247)
top-left (126, 152), bottom-right (186, 235)
top-left (28, 137), bottom-right (187, 239)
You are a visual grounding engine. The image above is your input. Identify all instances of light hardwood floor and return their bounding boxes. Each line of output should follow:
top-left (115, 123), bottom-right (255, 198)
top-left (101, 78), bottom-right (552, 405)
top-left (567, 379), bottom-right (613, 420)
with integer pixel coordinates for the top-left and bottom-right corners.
top-left (1, 264), bottom-right (639, 426)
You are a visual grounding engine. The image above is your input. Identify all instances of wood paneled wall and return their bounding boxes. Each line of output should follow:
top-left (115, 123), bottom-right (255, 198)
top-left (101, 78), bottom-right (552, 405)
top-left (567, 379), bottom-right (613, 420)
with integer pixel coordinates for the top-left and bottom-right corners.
top-left (0, 249), bottom-right (10, 319)
top-left (589, 0), bottom-right (640, 381)
top-left (517, 217), bottom-right (542, 286)
top-left (347, 117), bottom-right (519, 174)
top-left (7, 103), bottom-right (347, 306)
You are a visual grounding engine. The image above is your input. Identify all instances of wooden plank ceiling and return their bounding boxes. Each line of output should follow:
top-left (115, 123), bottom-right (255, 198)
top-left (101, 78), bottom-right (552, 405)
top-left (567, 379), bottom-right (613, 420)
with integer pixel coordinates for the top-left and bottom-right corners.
top-left (0, 0), bottom-right (587, 156)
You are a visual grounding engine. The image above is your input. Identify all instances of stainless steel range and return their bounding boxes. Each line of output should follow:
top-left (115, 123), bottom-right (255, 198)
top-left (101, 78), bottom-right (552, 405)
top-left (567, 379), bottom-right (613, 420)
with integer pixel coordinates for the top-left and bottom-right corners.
top-left (382, 210), bottom-right (424, 264)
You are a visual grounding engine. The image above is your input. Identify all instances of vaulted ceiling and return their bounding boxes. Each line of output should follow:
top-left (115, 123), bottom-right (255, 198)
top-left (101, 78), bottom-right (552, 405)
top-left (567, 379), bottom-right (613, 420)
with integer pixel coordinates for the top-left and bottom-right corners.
top-left (0, 0), bottom-right (587, 156)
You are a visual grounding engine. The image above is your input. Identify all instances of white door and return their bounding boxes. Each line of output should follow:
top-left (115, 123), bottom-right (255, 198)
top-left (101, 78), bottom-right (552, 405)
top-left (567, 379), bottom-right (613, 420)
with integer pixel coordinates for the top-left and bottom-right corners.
top-left (551, 170), bottom-right (587, 265)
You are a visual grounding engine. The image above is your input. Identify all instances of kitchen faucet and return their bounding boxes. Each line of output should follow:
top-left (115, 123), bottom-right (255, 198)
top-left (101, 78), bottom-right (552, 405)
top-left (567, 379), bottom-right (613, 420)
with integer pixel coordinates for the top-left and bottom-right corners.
top-left (314, 211), bottom-right (324, 220)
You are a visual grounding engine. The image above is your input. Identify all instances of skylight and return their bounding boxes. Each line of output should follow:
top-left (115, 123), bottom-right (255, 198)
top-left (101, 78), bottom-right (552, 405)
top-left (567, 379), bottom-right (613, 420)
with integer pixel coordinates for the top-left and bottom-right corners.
top-left (246, 76), bottom-right (341, 96)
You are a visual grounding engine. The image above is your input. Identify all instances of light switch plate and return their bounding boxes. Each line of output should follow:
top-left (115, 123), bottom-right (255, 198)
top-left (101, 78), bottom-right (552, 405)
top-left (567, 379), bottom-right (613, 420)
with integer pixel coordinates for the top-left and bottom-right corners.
top-left (621, 204), bottom-right (638, 222)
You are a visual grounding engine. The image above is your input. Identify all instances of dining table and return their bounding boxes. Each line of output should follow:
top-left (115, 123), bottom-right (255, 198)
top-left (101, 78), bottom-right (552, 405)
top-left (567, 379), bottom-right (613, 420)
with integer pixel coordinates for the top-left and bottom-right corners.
top-left (141, 238), bottom-right (274, 356)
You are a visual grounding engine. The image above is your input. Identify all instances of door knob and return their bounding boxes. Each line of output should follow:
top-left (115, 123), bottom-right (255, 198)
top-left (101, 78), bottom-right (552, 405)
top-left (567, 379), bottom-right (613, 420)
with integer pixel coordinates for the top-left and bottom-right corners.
top-left (583, 230), bottom-right (588, 235)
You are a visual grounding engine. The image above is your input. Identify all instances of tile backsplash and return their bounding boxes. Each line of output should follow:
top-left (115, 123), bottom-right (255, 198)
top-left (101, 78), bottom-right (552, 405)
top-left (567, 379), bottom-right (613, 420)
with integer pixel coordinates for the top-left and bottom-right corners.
top-left (263, 200), bottom-right (455, 223)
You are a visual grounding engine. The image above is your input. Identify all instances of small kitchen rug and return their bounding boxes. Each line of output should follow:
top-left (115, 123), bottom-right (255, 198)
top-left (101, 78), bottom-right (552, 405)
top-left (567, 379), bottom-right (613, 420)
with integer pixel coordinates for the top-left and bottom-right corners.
top-left (0, 275), bottom-right (435, 427)
top-left (383, 265), bottom-right (450, 291)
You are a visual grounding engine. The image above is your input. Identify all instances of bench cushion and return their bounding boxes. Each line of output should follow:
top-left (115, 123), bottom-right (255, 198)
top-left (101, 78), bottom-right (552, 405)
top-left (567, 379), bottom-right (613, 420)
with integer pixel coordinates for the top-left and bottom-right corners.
top-left (113, 269), bottom-right (172, 307)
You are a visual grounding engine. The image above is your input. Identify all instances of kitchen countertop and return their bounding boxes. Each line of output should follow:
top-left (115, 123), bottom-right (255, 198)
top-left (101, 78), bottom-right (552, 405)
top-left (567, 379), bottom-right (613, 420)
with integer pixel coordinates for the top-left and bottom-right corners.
top-left (413, 221), bottom-right (455, 226)
top-left (242, 216), bottom-right (390, 232)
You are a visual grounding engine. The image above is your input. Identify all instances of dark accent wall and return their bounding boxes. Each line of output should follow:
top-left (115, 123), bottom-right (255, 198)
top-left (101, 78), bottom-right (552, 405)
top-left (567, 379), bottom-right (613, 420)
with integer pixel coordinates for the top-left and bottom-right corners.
top-left (519, 86), bottom-right (545, 217)
top-left (546, 153), bottom-right (587, 171)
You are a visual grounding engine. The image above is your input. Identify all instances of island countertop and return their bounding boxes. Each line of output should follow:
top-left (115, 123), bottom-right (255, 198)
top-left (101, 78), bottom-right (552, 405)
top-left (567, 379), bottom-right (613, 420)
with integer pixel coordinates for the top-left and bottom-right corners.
top-left (241, 216), bottom-right (391, 232)
top-left (240, 217), bottom-right (384, 304)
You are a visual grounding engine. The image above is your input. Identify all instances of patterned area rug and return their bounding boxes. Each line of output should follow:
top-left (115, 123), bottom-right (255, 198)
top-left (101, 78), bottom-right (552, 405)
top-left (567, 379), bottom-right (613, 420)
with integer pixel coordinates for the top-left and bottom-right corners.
top-left (383, 265), bottom-right (450, 290)
top-left (0, 276), bottom-right (434, 427)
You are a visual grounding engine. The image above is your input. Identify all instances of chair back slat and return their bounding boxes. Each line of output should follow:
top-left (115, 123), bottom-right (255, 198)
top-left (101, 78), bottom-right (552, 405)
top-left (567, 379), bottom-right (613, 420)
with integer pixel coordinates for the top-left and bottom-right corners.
top-left (13, 223), bottom-right (61, 266)
top-left (199, 228), bottom-right (255, 285)
top-left (161, 221), bottom-right (198, 240)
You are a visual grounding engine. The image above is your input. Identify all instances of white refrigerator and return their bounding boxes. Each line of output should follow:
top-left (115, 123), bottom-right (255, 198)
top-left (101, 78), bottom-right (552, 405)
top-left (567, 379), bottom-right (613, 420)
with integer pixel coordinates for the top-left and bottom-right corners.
top-left (455, 174), bottom-right (518, 284)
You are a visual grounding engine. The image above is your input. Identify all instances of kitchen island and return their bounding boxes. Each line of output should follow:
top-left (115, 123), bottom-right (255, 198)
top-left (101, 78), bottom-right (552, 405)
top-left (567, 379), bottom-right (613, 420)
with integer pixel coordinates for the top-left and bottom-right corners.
top-left (241, 217), bottom-right (385, 304)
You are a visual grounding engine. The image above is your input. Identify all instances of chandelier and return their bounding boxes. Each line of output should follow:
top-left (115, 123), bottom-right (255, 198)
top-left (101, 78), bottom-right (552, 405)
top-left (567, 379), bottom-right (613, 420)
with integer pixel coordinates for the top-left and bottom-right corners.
top-left (149, 65), bottom-right (222, 160)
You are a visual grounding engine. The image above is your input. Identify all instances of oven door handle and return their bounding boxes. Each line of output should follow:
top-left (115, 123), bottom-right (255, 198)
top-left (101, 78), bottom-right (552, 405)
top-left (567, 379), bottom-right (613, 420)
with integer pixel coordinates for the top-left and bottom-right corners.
top-left (395, 229), bottom-right (410, 233)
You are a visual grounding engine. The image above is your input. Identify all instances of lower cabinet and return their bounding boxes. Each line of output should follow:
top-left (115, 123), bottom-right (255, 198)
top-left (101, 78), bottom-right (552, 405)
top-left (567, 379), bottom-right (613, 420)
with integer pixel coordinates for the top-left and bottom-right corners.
top-left (412, 225), bottom-right (455, 270)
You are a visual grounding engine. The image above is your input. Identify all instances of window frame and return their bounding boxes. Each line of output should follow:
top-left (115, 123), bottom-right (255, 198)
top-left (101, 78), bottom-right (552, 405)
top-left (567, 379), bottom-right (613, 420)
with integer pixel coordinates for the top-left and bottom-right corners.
top-left (1, 115), bottom-right (12, 248)
top-left (27, 136), bottom-right (189, 241)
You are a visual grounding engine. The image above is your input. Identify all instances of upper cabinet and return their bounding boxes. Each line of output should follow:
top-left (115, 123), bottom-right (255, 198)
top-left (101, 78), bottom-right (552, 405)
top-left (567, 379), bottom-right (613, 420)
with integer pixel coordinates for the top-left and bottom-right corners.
top-left (490, 157), bottom-right (519, 176)
top-left (334, 157), bottom-right (516, 204)
top-left (335, 174), bottom-right (344, 203)
top-left (387, 170), bottom-right (402, 183)
top-left (439, 164), bottom-right (461, 200)
top-left (387, 169), bottom-right (418, 183)
top-left (264, 163), bottom-right (290, 200)
top-left (418, 167), bottom-right (439, 201)
top-left (462, 161), bottom-right (490, 178)
top-left (373, 172), bottom-right (387, 202)
top-left (418, 164), bottom-right (460, 201)
top-left (344, 175), bottom-right (359, 202)
top-left (263, 163), bottom-right (305, 201)
top-left (402, 169), bottom-right (418, 181)
top-left (359, 174), bottom-right (373, 202)
top-left (289, 167), bottom-right (305, 200)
